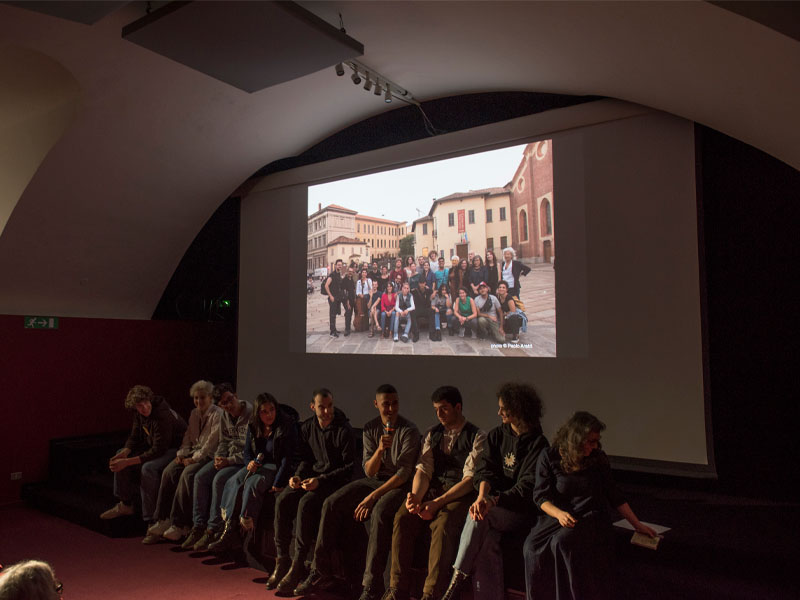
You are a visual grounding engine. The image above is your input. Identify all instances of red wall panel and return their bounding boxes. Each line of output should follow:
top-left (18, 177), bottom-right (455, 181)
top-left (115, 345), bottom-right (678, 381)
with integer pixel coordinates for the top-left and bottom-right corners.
top-left (0, 315), bottom-right (236, 504)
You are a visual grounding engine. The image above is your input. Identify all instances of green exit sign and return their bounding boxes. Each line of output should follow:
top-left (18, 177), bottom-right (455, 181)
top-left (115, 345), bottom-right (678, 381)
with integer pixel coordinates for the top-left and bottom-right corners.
top-left (24, 316), bottom-right (59, 329)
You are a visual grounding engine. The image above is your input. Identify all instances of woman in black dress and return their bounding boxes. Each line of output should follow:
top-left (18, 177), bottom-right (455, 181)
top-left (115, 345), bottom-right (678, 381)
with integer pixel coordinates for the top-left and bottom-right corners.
top-left (523, 412), bottom-right (656, 600)
top-left (485, 249), bottom-right (500, 294)
top-left (467, 255), bottom-right (488, 297)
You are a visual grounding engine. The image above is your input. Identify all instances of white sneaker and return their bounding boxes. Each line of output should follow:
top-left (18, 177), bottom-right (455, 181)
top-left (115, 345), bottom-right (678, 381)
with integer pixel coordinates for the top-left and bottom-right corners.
top-left (512, 337), bottom-right (520, 344)
top-left (162, 525), bottom-right (190, 541)
top-left (147, 519), bottom-right (171, 536)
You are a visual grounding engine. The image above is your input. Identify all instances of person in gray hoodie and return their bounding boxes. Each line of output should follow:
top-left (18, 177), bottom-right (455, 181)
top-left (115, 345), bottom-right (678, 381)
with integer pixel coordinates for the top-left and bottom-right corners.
top-left (181, 382), bottom-right (252, 551)
top-left (144, 380), bottom-right (222, 544)
top-left (268, 388), bottom-right (356, 594)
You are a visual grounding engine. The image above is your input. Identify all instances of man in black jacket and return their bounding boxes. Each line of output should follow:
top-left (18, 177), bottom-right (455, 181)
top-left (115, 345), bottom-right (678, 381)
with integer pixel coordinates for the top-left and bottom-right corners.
top-left (100, 385), bottom-right (187, 524)
top-left (267, 388), bottom-right (356, 594)
top-left (386, 386), bottom-right (486, 600)
top-left (438, 382), bottom-right (549, 600)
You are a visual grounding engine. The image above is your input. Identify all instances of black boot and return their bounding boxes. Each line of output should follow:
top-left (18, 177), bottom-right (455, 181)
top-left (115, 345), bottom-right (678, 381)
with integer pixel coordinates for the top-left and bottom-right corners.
top-left (266, 556), bottom-right (291, 590)
top-left (438, 569), bottom-right (468, 600)
top-left (275, 559), bottom-right (307, 595)
top-left (207, 519), bottom-right (241, 554)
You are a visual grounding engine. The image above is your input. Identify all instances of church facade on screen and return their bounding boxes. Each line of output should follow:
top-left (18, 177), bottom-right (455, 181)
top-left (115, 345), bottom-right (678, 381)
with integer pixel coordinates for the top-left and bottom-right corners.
top-left (413, 140), bottom-right (554, 263)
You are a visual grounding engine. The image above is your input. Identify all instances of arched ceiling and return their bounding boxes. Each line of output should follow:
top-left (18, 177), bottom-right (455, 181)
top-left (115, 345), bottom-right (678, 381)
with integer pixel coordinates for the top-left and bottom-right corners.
top-left (0, 1), bottom-right (797, 319)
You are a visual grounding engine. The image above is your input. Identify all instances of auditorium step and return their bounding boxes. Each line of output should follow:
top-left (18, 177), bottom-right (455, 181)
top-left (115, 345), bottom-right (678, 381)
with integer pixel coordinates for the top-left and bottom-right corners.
top-left (22, 431), bottom-right (143, 538)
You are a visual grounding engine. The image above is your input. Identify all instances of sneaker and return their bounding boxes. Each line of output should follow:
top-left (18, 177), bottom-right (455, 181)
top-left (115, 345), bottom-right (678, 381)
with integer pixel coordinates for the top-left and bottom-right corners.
top-left (192, 529), bottom-right (218, 551)
top-left (99, 501), bottom-right (134, 519)
top-left (147, 519), bottom-right (171, 536)
top-left (393, 335), bottom-right (399, 342)
top-left (294, 569), bottom-right (337, 596)
top-left (142, 532), bottom-right (162, 545)
top-left (380, 588), bottom-right (410, 600)
top-left (512, 336), bottom-right (520, 344)
top-left (359, 585), bottom-right (384, 600)
top-left (401, 335), bottom-right (408, 343)
top-left (180, 525), bottom-right (206, 549)
top-left (458, 329), bottom-right (465, 338)
top-left (163, 525), bottom-right (190, 541)
top-left (330, 331), bottom-right (339, 338)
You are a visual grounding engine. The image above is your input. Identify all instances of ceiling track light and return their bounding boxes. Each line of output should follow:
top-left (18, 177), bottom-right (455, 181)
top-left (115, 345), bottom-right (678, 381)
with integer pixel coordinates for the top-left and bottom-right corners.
top-left (337, 59), bottom-right (417, 106)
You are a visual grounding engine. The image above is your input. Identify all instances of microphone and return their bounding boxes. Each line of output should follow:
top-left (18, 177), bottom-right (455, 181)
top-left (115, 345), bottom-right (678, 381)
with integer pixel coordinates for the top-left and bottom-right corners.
top-left (383, 421), bottom-right (395, 436)
top-left (245, 452), bottom-right (265, 481)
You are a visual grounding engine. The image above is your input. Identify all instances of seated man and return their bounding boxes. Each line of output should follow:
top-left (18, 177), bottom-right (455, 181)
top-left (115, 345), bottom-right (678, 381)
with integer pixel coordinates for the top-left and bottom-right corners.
top-left (296, 384), bottom-right (420, 600)
top-left (439, 383), bottom-right (549, 600)
top-left (182, 383), bottom-right (252, 551)
top-left (100, 385), bottom-right (187, 526)
top-left (473, 281), bottom-right (506, 343)
top-left (268, 388), bottom-right (356, 593)
top-left (393, 282), bottom-right (416, 343)
top-left (386, 386), bottom-right (486, 600)
top-left (145, 380), bottom-right (222, 543)
top-left (411, 278), bottom-right (433, 341)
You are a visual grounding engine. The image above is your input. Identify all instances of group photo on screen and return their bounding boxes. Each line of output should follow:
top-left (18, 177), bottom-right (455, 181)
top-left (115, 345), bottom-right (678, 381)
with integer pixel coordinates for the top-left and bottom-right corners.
top-left (305, 140), bottom-right (556, 357)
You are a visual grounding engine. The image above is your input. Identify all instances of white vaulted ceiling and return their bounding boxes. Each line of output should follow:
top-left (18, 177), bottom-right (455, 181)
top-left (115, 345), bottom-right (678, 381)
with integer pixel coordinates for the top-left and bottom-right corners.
top-left (0, 1), bottom-right (798, 318)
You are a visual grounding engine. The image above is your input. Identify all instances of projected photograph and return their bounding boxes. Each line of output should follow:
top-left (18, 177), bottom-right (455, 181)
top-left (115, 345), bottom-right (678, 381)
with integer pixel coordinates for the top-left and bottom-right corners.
top-left (305, 140), bottom-right (555, 357)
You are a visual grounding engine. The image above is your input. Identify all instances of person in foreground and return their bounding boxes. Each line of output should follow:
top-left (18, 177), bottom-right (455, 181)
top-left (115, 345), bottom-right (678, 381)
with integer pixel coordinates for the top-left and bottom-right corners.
top-left (296, 384), bottom-right (420, 600)
top-left (268, 388), bottom-right (356, 594)
top-left (524, 412), bottom-right (657, 600)
top-left (100, 385), bottom-right (187, 523)
top-left (0, 560), bottom-right (62, 600)
top-left (439, 382), bottom-right (549, 600)
top-left (384, 386), bottom-right (486, 600)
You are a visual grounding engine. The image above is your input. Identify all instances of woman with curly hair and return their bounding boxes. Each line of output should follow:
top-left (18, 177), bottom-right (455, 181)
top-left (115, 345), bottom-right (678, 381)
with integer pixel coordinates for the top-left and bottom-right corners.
top-left (0, 560), bottom-right (62, 600)
top-left (523, 412), bottom-right (657, 600)
top-left (208, 392), bottom-right (298, 553)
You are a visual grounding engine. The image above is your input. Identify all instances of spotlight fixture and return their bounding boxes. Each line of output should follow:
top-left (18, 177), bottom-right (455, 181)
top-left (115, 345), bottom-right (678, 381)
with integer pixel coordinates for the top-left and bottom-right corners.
top-left (363, 73), bottom-right (372, 91)
top-left (335, 63), bottom-right (344, 76)
top-left (374, 80), bottom-right (382, 96)
top-left (385, 84), bottom-right (392, 103)
top-left (351, 71), bottom-right (361, 85)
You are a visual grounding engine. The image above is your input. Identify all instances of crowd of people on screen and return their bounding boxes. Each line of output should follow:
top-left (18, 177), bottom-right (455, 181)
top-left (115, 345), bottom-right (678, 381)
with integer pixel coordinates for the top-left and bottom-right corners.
top-left (317, 248), bottom-right (533, 345)
top-left (81, 381), bottom-right (657, 600)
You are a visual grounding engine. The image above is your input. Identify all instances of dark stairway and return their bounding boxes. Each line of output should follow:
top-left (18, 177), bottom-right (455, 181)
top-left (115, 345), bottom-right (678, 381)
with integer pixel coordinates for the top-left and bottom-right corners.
top-left (22, 431), bottom-right (144, 538)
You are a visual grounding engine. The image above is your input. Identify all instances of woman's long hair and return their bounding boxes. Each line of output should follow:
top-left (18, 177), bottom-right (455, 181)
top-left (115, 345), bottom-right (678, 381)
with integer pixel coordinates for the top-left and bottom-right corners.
top-left (251, 392), bottom-right (279, 438)
top-left (552, 411), bottom-right (606, 473)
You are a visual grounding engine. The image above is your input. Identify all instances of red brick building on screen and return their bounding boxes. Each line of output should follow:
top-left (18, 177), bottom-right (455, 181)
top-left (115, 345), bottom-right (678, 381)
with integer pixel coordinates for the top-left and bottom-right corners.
top-left (508, 140), bottom-right (555, 262)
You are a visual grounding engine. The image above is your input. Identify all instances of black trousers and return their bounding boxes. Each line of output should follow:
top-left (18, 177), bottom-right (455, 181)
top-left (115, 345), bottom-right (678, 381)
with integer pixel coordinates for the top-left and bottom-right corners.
top-left (311, 478), bottom-right (409, 590)
top-left (274, 482), bottom-right (339, 563)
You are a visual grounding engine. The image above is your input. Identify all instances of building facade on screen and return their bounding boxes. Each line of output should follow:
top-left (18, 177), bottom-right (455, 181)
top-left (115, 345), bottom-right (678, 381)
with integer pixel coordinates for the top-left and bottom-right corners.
top-left (307, 203), bottom-right (407, 272)
top-left (413, 139), bottom-right (555, 263)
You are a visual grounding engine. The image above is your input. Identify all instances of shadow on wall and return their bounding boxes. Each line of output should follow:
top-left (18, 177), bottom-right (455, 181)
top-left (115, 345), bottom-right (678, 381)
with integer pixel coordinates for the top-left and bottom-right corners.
top-left (0, 45), bottom-right (82, 237)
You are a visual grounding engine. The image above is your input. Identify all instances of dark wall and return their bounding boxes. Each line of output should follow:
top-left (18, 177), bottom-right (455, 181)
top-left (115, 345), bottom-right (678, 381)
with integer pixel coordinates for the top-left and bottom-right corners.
top-left (697, 125), bottom-right (798, 499)
top-left (0, 316), bottom-right (236, 504)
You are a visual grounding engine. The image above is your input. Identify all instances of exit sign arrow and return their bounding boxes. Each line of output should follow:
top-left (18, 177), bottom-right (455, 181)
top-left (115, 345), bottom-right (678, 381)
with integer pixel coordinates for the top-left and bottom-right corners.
top-left (24, 316), bottom-right (59, 329)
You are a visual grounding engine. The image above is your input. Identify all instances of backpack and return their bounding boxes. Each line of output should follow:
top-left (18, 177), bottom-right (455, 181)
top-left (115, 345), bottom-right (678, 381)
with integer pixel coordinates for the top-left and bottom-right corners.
top-left (320, 276), bottom-right (329, 296)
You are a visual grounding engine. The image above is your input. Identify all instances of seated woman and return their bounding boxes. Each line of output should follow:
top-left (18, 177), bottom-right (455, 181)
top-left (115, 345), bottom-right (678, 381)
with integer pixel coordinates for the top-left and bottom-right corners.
top-left (208, 392), bottom-right (298, 553)
top-left (367, 279), bottom-right (383, 338)
top-left (448, 287), bottom-right (478, 338)
top-left (380, 281), bottom-right (398, 338)
top-left (0, 559), bottom-right (62, 600)
top-left (430, 283), bottom-right (452, 340)
top-left (145, 380), bottom-right (222, 544)
top-left (495, 281), bottom-right (525, 344)
top-left (524, 412), bottom-right (657, 600)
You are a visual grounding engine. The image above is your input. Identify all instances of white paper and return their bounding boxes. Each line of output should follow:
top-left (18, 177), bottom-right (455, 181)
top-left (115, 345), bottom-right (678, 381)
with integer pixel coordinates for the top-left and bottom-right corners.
top-left (613, 519), bottom-right (671, 534)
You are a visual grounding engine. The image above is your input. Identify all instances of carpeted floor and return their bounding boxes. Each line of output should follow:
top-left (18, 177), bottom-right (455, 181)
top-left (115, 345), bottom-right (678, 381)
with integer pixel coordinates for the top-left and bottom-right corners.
top-left (0, 505), bottom-right (331, 600)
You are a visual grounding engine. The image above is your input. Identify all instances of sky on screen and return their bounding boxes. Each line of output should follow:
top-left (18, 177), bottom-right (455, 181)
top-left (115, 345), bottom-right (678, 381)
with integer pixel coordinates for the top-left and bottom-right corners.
top-left (308, 143), bottom-right (529, 226)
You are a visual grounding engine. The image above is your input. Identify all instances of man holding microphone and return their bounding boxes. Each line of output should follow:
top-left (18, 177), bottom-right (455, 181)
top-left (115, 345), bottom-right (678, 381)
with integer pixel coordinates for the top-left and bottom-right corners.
top-left (296, 384), bottom-right (420, 600)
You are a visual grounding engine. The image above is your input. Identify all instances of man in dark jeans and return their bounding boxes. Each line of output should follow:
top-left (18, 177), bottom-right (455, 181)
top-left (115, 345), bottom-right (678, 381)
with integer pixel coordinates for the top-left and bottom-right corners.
top-left (325, 259), bottom-right (344, 338)
top-left (268, 388), bottom-right (355, 594)
top-left (296, 384), bottom-right (420, 600)
top-left (341, 266), bottom-right (356, 337)
top-left (411, 278), bottom-right (432, 341)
